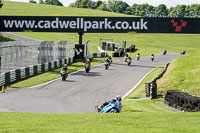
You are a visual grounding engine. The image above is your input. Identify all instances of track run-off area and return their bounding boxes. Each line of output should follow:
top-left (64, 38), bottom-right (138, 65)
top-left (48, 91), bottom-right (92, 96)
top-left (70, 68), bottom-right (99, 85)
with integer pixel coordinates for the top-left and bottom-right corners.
top-left (0, 53), bottom-right (180, 113)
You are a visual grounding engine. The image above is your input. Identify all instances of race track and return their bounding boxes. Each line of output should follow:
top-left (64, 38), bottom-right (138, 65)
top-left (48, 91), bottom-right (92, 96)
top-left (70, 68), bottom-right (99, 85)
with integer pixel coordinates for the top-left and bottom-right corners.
top-left (0, 53), bottom-right (180, 113)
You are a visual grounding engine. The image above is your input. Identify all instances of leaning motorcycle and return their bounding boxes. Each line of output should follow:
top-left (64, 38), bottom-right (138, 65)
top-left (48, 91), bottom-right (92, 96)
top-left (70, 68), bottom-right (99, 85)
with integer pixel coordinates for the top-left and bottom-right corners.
top-left (95, 100), bottom-right (118, 113)
top-left (60, 70), bottom-right (68, 81)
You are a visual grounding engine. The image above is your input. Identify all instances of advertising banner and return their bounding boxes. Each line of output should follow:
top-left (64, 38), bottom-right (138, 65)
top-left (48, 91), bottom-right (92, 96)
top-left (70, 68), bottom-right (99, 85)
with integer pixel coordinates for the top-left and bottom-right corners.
top-left (0, 16), bottom-right (200, 33)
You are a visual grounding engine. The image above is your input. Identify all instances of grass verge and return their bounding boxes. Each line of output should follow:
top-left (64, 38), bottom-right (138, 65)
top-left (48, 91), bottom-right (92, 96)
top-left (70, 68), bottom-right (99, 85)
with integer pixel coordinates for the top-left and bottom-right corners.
top-left (0, 35), bottom-right (15, 42)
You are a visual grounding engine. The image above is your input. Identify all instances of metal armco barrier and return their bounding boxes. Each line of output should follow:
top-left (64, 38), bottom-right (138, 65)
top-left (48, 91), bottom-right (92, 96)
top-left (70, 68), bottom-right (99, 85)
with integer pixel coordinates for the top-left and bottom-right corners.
top-left (145, 63), bottom-right (170, 99)
top-left (0, 57), bottom-right (73, 89)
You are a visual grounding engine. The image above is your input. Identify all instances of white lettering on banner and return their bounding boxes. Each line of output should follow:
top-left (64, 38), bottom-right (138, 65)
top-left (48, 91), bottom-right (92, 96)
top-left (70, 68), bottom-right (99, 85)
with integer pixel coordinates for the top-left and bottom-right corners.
top-left (84, 21), bottom-right (92, 31)
top-left (70, 21), bottom-right (76, 29)
top-left (132, 22), bottom-right (139, 29)
top-left (104, 18), bottom-right (112, 29)
top-left (2, 17), bottom-right (149, 31)
top-left (81, 18), bottom-right (83, 29)
top-left (59, 20), bottom-right (69, 28)
top-left (140, 19), bottom-right (148, 29)
top-left (38, 21), bottom-right (44, 28)
top-left (51, 18), bottom-right (59, 28)
top-left (92, 21), bottom-right (98, 29)
top-left (44, 21), bottom-right (50, 28)
top-left (77, 18), bottom-right (79, 29)
top-left (99, 21), bottom-right (104, 29)
top-left (116, 21), bottom-right (121, 29)
top-left (121, 22), bottom-right (129, 29)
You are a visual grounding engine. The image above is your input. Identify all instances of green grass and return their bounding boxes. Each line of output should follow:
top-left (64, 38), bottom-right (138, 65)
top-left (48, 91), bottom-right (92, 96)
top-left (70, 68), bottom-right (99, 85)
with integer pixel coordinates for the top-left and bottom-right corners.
top-left (158, 50), bottom-right (200, 96)
top-left (8, 58), bottom-right (105, 88)
top-left (0, 112), bottom-right (200, 133)
top-left (11, 33), bottom-right (200, 57)
top-left (1, 1), bottom-right (200, 132)
top-left (0, 35), bottom-right (15, 42)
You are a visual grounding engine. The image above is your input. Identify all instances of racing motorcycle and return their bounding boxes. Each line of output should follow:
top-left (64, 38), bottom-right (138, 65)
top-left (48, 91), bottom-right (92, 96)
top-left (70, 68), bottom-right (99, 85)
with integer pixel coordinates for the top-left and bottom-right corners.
top-left (136, 53), bottom-right (140, 61)
top-left (151, 54), bottom-right (154, 61)
top-left (124, 54), bottom-right (128, 62)
top-left (95, 100), bottom-right (118, 113)
top-left (107, 57), bottom-right (112, 65)
top-left (104, 61), bottom-right (109, 70)
top-left (127, 57), bottom-right (131, 66)
top-left (60, 70), bottom-right (68, 81)
top-left (163, 50), bottom-right (167, 55)
top-left (85, 64), bottom-right (90, 73)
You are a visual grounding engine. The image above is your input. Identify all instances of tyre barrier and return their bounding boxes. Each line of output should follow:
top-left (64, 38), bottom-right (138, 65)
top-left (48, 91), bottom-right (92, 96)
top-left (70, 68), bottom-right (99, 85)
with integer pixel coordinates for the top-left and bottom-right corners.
top-left (165, 90), bottom-right (200, 112)
top-left (125, 45), bottom-right (135, 52)
top-left (145, 63), bottom-right (169, 99)
top-left (113, 48), bottom-right (124, 57)
top-left (0, 57), bottom-right (73, 90)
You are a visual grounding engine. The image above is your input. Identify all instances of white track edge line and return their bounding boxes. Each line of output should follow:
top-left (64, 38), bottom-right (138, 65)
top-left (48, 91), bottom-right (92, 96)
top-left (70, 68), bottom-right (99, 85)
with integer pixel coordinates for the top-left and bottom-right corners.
top-left (122, 68), bottom-right (155, 100)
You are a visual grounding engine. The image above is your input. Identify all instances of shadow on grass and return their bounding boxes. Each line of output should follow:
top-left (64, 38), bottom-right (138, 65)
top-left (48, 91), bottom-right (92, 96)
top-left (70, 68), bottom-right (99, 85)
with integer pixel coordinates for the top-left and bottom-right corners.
top-left (124, 109), bottom-right (143, 113)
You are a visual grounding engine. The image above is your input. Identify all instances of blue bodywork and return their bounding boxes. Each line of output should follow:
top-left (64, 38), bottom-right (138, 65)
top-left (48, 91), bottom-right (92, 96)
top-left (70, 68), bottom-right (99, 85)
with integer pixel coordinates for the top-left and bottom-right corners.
top-left (99, 102), bottom-right (121, 113)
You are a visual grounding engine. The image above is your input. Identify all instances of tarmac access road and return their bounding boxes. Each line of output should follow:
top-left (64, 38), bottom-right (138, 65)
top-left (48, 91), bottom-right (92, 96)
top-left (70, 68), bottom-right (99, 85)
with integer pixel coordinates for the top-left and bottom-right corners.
top-left (0, 53), bottom-right (180, 113)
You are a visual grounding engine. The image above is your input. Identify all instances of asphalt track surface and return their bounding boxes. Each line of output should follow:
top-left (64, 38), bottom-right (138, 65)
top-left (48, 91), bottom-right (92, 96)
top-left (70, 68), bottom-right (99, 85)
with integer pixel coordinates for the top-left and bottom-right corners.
top-left (0, 53), bottom-right (180, 113)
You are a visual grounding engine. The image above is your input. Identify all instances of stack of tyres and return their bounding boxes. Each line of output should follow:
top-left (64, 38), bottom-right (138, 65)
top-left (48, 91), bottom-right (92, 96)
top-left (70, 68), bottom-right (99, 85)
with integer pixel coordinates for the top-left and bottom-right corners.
top-left (126, 45), bottom-right (135, 52)
top-left (165, 90), bottom-right (200, 112)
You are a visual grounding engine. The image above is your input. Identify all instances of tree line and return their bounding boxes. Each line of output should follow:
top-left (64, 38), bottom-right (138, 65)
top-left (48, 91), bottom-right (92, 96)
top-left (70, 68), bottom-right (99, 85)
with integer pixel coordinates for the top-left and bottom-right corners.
top-left (69, 0), bottom-right (200, 18)
top-left (29, 0), bottom-right (63, 6)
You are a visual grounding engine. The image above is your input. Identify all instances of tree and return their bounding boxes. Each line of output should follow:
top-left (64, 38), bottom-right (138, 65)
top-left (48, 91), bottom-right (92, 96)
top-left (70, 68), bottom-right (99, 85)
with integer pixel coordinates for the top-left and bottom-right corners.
top-left (80, 0), bottom-right (92, 8)
top-left (29, 0), bottom-right (37, 4)
top-left (107, 0), bottom-right (117, 12)
top-left (125, 7), bottom-right (132, 15)
top-left (39, 0), bottom-right (45, 4)
top-left (155, 4), bottom-right (168, 17)
top-left (0, 0), bottom-right (4, 8)
top-left (114, 1), bottom-right (129, 13)
top-left (45, 0), bottom-right (63, 6)
top-left (97, 2), bottom-right (108, 11)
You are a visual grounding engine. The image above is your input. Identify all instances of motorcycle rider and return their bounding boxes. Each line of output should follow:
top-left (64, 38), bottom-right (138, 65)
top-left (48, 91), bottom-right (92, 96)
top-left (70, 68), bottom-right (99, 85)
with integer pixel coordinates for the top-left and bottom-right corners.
top-left (151, 54), bottom-right (154, 61)
top-left (115, 95), bottom-right (122, 113)
top-left (124, 54), bottom-right (128, 62)
top-left (163, 50), bottom-right (167, 55)
top-left (127, 56), bottom-right (132, 66)
top-left (96, 95), bottom-right (122, 113)
top-left (61, 64), bottom-right (68, 73)
top-left (85, 59), bottom-right (91, 68)
top-left (85, 59), bottom-right (91, 73)
top-left (107, 56), bottom-right (112, 65)
top-left (104, 58), bottom-right (110, 69)
top-left (136, 53), bottom-right (140, 61)
top-left (60, 64), bottom-right (68, 81)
